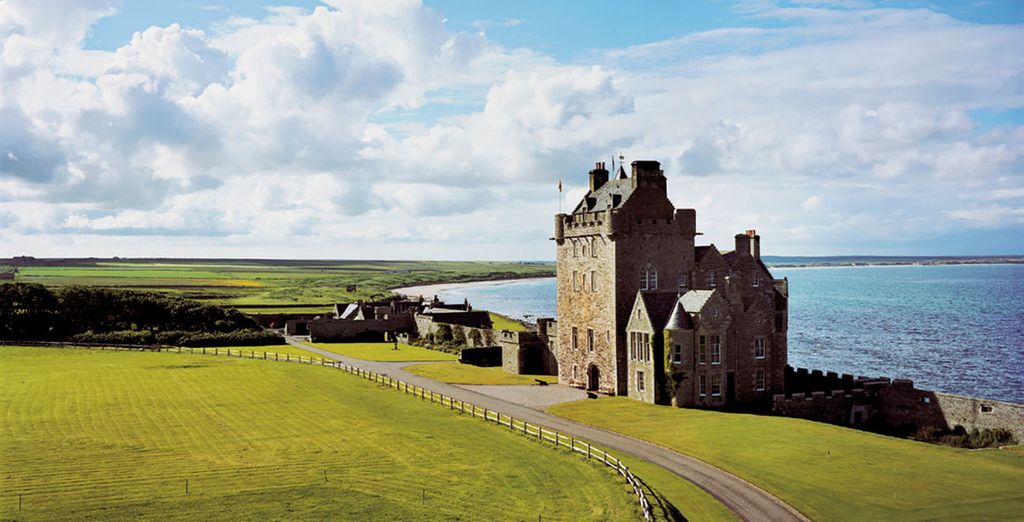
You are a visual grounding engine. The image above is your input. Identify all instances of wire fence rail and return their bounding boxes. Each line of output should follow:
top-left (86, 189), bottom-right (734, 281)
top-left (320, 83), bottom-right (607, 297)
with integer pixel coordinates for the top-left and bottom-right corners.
top-left (2, 340), bottom-right (654, 521)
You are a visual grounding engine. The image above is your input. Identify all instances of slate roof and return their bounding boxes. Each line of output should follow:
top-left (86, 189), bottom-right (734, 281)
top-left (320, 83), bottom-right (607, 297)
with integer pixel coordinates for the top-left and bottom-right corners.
top-left (640, 292), bottom-right (681, 330)
top-left (573, 178), bottom-right (635, 214)
top-left (694, 245), bottom-right (717, 264)
top-left (664, 301), bottom-right (694, 330)
top-left (679, 289), bottom-right (716, 313)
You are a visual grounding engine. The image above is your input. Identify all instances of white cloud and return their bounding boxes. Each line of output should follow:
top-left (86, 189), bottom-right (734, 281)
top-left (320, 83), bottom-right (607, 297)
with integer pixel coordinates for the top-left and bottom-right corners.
top-left (0, 0), bottom-right (1021, 257)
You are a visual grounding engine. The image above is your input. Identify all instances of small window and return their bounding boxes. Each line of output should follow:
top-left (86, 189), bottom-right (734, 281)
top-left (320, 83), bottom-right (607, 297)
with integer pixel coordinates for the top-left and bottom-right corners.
top-left (699, 375), bottom-right (707, 397)
top-left (590, 270), bottom-right (596, 291)
top-left (572, 271), bottom-right (579, 291)
top-left (698, 336), bottom-right (707, 364)
top-left (922, 397), bottom-right (931, 404)
top-left (752, 271), bottom-right (760, 287)
top-left (573, 242), bottom-right (579, 258)
top-left (582, 244), bottom-right (588, 257)
top-left (981, 404), bottom-right (993, 413)
top-left (572, 364), bottom-right (578, 380)
top-left (587, 328), bottom-right (594, 352)
top-left (754, 337), bottom-right (765, 359)
top-left (672, 344), bottom-right (682, 364)
top-left (708, 271), bottom-right (717, 288)
top-left (710, 335), bottom-right (721, 365)
top-left (713, 308), bottom-right (719, 318)
top-left (755, 370), bottom-right (765, 391)
top-left (571, 327), bottom-right (578, 351)
top-left (637, 371), bottom-right (645, 392)
top-left (640, 264), bottom-right (658, 291)
top-left (711, 374), bottom-right (722, 396)
top-left (678, 274), bottom-right (687, 290)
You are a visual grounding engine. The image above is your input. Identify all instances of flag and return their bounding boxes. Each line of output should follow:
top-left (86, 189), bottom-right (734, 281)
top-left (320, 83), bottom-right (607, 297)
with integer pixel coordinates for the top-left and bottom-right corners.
top-left (558, 179), bottom-right (562, 192)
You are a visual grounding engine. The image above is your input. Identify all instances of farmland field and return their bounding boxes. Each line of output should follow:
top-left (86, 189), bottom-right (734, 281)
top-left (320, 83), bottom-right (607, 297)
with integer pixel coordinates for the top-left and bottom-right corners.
top-left (549, 397), bottom-right (1024, 521)
top-left (3, 259), bottom-right (554, 314)
top-left (0, 347), bottom-right (636, 521)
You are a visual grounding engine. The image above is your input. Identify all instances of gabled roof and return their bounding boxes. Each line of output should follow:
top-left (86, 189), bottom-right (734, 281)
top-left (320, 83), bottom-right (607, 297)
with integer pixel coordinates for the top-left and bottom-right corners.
top-left (573, 178), bottom-right (634, 214)
top-left (679, 289), bottom-right (716, 314)
top-left (722, 250), bottom-right (774, 275)
top-left (665, 301), bottom-right (694, 330)
top-left (694, 245), bottom-right (719, 264)
top-left (639, 292), bottom-right (680, 330)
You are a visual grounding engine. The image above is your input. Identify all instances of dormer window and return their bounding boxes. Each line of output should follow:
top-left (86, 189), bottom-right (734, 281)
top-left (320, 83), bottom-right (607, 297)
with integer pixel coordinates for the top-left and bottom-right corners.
top-left (640, 264), bottom-right (658, 291)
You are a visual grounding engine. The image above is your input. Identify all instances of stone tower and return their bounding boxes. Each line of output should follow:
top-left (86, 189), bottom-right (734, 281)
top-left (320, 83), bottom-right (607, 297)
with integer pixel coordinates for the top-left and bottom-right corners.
top-left (553, 160), bottom-right (697, 394)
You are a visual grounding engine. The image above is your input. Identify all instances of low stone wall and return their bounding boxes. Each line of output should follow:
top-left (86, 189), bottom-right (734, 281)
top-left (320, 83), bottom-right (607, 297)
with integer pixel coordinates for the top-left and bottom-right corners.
top-left (775, 365), bottom-right (1024, 440)
top-left (307, 314), bottom-right (415, 342)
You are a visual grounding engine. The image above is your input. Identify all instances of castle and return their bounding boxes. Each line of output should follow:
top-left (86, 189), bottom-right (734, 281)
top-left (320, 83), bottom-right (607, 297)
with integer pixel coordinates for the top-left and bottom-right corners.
top-left (553, 160), bottom-right (788, 408)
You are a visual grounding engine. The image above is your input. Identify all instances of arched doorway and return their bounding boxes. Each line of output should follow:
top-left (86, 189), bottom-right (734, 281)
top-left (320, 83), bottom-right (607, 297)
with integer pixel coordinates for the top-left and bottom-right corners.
top-left (587, 364), bottom-right (600, 392)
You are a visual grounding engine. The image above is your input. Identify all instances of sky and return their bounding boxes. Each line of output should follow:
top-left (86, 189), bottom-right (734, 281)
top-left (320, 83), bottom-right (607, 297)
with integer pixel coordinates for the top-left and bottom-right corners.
top-left (0, 0), bottom-right (1022, 260)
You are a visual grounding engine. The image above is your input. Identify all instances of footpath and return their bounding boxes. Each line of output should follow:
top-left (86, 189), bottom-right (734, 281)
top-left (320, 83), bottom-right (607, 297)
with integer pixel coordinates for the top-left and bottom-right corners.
top-left (287, 338), bottom-right (808, 522)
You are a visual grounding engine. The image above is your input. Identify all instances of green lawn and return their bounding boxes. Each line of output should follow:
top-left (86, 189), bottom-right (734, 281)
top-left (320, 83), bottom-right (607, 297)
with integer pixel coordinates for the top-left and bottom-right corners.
top-left (615, 455), bottom-right (737, 522)
top-left (488, 312), bottom-right (529, 332)
top-left (405, 361), bottom-right (559, 385)
top-left (310, 342), bottom-right (458, 362)
top-left (0, 347), bottom-right (636, 521)
top-left (8, 259), bottom-right (554, 309)
top-left (549, 398), bottom-right (1024, 521)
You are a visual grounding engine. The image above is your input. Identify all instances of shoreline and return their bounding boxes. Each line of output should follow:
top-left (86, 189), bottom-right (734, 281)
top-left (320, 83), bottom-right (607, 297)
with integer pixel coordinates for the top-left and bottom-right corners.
top-left (391, 276), bottom-right (556, 298)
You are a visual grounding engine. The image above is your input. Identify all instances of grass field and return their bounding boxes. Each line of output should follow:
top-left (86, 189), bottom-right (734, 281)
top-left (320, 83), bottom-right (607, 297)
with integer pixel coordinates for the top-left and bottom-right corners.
top-left (0, 347), bottom-right (637, 521)
top-left (405, 362), bottom-right (559, 385)
top-left (5, 259), bottom-right (554, 312)
top-left (213, 344), bottom-right (325, 360)
top-left (310, 342), bottom-right (458, 362)
top-left (488, 312), bottom-right (528, 332)
top-left (549, 398), bottom-right (1024, 521)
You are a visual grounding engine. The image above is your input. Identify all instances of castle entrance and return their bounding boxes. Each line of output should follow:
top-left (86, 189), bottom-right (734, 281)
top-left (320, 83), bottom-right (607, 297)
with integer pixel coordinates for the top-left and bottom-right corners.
top-left (587, 364), bottom-right (600, 391)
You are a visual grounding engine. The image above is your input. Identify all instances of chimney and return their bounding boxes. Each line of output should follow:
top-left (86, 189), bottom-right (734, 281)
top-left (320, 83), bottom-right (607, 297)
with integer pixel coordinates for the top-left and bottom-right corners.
top-left (630, 160), bottom-right (665, 192)
top-left (749, 229), bottom-right (761, 259)
top-left (589, 162), bottom-right (609, 193)
top-left (734, 233), bottom-right (751, 258)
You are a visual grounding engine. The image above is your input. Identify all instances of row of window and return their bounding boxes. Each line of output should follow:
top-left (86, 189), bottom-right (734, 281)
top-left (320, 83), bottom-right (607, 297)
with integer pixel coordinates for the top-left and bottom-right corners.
top-left (571, 239), bottom-right (598, 258)
top-left (570, 326), bottom-right (595, 352)
top-left (671, 336), bottom-right (766, 364)
top-left (638, 266), bottom-right (763, 291)
top-left (629, 331), bottom-right (651, 362)
top-left (697, 370), bottom-right (766, 397)
top-left (571, 270), bottom-right (597, 292)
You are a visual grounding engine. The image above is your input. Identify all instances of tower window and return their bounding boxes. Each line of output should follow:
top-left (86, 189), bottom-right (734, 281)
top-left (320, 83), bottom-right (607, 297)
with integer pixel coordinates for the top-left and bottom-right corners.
top-left (672, 344), bottom-right (682, 364)
top-left (590, 270), bottom-right (596, 291)
top-left (572, 271), bottom-right (579, 291)
top-left (754, 337), bottom-right (766, 359)
top-left (587, 328), bottom-right (594, 352)
top-left (707, 271), bottom-right (717, 288)
top-left (752, 271), bottom-right (760, 287)
top-left (641, 264), bottom-right (658, 291)
top-left (755, 370), bottom-right (766, 391)
top-left (678, 274), bottom-right (687, 290)
top-left (571, 327), bottom-right (578, 351)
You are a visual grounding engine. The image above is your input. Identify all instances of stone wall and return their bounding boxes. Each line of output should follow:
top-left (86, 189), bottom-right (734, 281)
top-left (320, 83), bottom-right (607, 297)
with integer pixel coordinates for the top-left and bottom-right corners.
top-left (499, 330), bottom-right (557, 375)
top-left (775, 365), bottom-right (1024, 440)
top-left (307, 314), bottom-right (415, 342)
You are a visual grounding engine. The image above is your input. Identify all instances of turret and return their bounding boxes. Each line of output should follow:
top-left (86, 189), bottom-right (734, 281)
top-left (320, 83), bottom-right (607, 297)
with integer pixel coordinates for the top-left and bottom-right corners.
top-left (589, 162), bottom-right (609, 193)
top-left (554, 213), bottom-right (566, 243)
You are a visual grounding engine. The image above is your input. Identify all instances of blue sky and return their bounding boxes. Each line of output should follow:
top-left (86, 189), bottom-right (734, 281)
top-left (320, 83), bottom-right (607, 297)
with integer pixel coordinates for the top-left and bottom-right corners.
top-left (1, 0), bottom-right (1022, 259)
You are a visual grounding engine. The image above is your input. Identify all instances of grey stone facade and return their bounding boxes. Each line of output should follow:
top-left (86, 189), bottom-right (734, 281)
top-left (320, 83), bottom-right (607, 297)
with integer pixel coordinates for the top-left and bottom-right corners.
top-left (554, 160), bottom-right (788, 408)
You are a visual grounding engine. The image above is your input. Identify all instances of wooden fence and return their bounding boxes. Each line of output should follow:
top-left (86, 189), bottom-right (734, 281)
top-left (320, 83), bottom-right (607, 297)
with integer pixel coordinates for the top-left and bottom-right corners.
top-left (2, 341), bottom-right (653, 521)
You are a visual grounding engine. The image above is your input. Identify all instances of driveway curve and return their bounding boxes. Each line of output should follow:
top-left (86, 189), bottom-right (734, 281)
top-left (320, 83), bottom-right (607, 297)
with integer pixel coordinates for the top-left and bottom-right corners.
top-left (288, 338), bottom-right (808, 522)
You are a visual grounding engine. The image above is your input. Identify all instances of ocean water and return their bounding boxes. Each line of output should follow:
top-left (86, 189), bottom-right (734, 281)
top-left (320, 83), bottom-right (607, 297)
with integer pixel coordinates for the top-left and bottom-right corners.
top-left (418, 264), bottom-right (1024, 403)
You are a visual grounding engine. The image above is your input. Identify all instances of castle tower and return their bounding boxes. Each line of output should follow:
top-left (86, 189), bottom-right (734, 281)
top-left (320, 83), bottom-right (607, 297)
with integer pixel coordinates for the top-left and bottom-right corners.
top-left (554, 160), bottom-right (697, 394)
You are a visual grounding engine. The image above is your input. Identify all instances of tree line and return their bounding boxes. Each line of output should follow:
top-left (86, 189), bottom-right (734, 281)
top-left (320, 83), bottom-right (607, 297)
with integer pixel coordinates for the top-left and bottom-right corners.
top-left (0, 283), bottom-right (282, 346)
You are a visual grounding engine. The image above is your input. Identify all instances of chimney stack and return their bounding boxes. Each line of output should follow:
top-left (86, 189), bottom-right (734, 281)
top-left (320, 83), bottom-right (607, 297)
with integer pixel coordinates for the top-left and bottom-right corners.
top-left (588, 162), bottom-right (609, 193)
top-left (735, 230), bottom-right (760, 258)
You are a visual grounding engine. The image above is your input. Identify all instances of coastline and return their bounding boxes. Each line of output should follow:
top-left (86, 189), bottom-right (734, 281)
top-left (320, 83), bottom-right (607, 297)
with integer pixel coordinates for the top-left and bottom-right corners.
top-left (392, 276), bottom-right (556, 298)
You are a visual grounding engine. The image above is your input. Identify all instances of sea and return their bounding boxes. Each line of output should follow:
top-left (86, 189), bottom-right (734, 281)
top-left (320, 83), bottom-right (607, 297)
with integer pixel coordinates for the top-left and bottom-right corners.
top-left (400, 264), bottom-right (1024, 403)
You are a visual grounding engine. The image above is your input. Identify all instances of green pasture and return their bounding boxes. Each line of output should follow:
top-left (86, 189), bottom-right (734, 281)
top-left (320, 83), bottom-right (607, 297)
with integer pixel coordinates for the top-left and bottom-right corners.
top-left (310, 342), bottom-right (458, 362)
top-left (488, 312), bottom-right (529, 332)
top-left (8, 260), bottom-right (554, 310)
top-left (405, 361), bottom-right (558, 385)
top-left (548, 398), bottom-right (1024, 521)
top-left (0, 347), bottom-right (637, 521)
